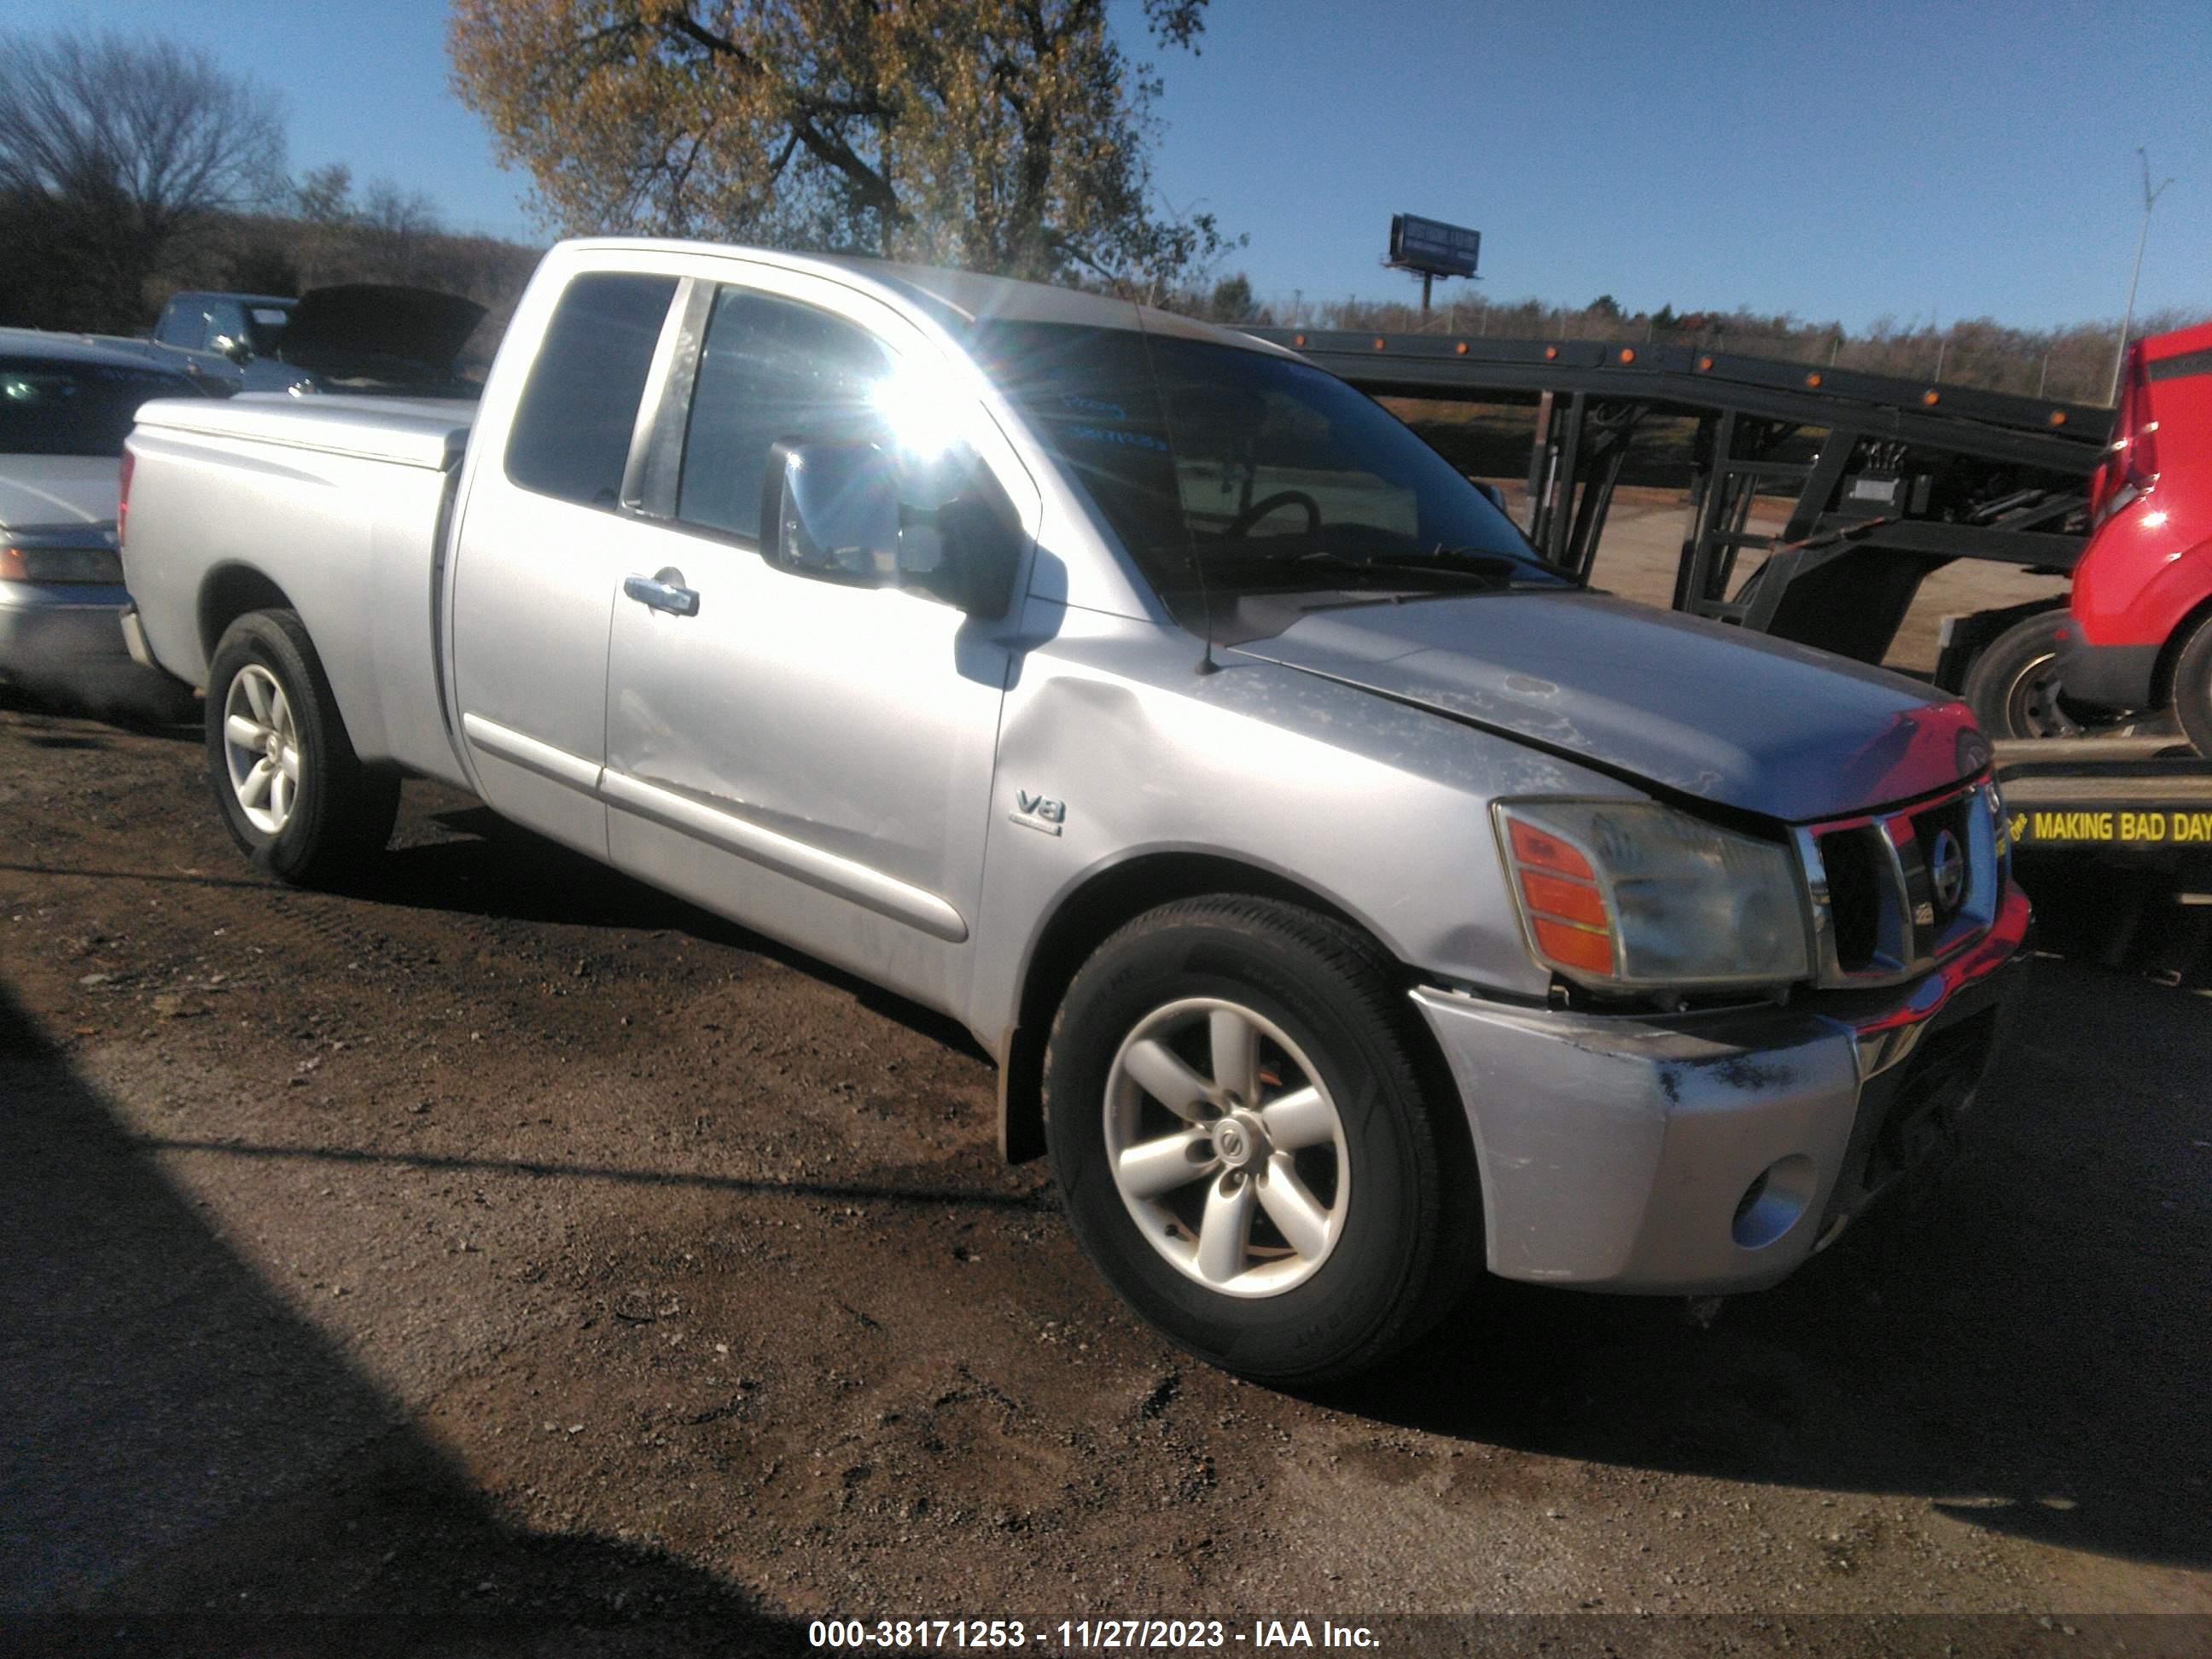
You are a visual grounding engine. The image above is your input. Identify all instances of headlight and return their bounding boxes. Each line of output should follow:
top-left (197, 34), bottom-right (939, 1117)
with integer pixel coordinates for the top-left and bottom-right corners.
top-left (1495, 800), bottom-right (1812, 991)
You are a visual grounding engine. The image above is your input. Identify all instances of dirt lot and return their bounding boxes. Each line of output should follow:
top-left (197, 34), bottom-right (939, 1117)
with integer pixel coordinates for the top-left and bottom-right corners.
top-left (3, 693), bottom-right (2209, 1656)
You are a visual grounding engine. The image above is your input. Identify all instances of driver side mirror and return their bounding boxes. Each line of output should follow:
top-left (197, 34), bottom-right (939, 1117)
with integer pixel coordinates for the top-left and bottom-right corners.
top-left (762, 439), bottom-right (900, 583)
top-left (762, 439), bottom-right (1024, 617)
top-left (212, 335), bottom-right (254, 366)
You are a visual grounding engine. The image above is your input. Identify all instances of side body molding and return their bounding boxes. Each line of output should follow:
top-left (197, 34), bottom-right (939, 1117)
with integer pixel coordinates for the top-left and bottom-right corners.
top-left (459, 713), bottom-right (968, 943)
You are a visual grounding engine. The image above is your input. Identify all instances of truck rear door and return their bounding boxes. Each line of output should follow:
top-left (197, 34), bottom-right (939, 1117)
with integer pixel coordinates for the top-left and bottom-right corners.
top-left (445, 270), bottom-right (683, 859)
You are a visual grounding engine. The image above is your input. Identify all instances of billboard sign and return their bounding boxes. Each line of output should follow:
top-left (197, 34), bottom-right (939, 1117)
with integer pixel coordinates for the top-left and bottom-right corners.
top-left (1388, 213), bottom-right (1481, 279)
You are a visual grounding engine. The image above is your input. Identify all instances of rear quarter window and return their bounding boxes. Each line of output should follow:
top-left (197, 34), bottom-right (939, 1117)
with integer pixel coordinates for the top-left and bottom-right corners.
top-left (504, 271), bottom-right (679, 509)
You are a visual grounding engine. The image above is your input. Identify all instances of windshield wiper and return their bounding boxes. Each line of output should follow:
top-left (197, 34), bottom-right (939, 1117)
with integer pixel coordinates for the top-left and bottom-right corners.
top-left (1282, 546), bottom-right (1542, 589)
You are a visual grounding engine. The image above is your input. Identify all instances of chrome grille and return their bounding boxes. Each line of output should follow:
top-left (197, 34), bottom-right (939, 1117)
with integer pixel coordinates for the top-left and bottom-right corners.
top-left (1794, 780), bottom-right (2004, 989)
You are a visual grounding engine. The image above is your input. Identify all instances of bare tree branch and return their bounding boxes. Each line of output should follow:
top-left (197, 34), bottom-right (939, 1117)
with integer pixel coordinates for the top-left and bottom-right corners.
top-left (0, 30), bottom-right (285, 327)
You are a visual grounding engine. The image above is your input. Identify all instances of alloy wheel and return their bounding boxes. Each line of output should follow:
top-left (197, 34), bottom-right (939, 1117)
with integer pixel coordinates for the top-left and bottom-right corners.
top-left (1103, 997), bottom-right (1351, 1298)
top-left (223, 665), bottom-right (302, 835)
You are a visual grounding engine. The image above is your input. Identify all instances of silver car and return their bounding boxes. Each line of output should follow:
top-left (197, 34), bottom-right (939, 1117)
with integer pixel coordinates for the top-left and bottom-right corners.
top-left (0, 330), bottom-right (203, 716)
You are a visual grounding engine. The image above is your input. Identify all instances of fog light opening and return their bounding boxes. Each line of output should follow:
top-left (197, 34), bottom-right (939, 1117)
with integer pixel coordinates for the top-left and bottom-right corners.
top-left (1732, 1154), bottom-right (1818, 1249)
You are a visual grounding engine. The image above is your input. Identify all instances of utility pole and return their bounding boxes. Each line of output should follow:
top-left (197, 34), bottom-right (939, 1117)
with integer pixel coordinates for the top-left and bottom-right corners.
top-left (2110, 147), bottom-right (2175, 404)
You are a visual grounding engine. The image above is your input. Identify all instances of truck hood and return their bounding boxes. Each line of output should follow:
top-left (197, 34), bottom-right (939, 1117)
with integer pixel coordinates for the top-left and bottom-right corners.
top-left (280, 285), bottom-right (487, 384)
top-left (1226, 590), bottom-right (1988, 823)
top-left (0, 456), bottom-right (119, 533)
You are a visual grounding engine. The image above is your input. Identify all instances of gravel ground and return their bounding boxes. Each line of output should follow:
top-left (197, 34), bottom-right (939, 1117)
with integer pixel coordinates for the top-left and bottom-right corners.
top-left (2, 700), bottom-right (2208, 1657)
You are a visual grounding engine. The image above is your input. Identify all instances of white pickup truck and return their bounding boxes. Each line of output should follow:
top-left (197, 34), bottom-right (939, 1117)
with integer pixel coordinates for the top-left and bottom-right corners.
top-left (119, 239), bottom-right (2031, 1382)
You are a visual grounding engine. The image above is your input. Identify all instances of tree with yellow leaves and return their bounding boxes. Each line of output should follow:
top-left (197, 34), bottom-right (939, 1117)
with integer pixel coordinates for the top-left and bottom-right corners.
top-left (449, 0), bottom-right (1231, 291)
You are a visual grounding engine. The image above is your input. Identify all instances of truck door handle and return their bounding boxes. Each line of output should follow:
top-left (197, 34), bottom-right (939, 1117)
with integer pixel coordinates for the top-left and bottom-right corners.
top-left (624, 569), bottom-right (699, 617)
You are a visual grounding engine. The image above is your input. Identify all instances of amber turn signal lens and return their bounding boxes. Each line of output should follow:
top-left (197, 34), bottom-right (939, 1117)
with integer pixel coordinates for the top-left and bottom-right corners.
top-left (1531, 917), bottom-right (1613, 975)
top-left (1518, 870), bottom-right (1609, 928)
top-left (1507, 818), bottom-right (1595, 882)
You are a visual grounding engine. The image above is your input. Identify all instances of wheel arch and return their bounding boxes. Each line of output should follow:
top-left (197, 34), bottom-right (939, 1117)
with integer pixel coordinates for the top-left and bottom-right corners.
top-left (198, 562), bottom-right (299, 665)
top-left (995, 848), bottom-right (1448, 1165)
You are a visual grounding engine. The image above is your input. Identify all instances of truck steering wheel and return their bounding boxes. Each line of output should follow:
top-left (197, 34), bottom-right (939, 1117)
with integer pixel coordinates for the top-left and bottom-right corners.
top-left (1223, 490), bottom-right (1322, 539)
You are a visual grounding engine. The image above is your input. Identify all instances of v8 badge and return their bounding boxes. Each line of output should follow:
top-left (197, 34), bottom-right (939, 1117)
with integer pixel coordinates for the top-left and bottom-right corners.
top-left (1011, 789), bottom-right (1066, 835)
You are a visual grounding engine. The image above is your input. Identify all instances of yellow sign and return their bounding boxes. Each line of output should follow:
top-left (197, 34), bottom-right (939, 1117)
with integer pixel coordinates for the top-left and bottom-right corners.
top-left (2011, 808), bottom-right (2212, 845)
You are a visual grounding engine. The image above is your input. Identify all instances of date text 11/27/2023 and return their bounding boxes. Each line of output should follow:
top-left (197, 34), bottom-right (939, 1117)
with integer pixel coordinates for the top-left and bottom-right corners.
top-left (806, 1618), bottom-right (1381, 1650)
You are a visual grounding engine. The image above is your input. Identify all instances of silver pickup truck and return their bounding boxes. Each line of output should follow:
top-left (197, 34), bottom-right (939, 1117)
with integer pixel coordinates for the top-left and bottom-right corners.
top-left (119, 239), bottom-right (2030, 1382)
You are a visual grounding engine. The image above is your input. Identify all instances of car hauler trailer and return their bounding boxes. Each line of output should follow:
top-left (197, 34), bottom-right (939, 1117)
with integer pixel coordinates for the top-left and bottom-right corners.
top-left (1243, 328), bottom-right (2212, 877)
top-left (1244, 328), bottom-right (2104, 662)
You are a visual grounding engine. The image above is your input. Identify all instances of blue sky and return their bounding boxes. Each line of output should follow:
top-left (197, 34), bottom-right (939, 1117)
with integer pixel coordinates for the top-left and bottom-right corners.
top-left (4, 0), bottom-right (2206, 333)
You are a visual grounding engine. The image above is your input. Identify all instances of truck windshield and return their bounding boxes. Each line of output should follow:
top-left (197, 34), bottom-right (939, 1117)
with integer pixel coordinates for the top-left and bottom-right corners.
top-left (0, 359), bottom-right (196, 457)
top-left (970, 322), bottom-right (1565, 602)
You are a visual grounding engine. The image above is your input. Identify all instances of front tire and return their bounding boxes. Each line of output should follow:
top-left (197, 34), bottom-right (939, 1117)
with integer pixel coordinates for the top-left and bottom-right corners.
top-left (205, 609), bottom-right (398, 886)
top-left (1042, 897), bottom-right (1480, 1385)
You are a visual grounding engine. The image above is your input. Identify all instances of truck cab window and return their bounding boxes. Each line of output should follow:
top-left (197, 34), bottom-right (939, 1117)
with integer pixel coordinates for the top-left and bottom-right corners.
top-left (676, 288), bottom-right (893, 540)
top-left (504, 271), bottom-right (679, 509)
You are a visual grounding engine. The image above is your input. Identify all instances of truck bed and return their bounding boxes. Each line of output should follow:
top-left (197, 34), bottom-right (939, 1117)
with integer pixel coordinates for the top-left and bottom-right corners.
top-left (123, 395), bottom-right (478, 789)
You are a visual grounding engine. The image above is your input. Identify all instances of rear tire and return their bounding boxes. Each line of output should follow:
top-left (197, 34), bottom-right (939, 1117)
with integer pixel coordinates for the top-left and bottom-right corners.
top-left (2172, 614), bottom-right (2212, 759)
top-left (205, 609), bottom-right (398, 886)
top-left (1042, 896), bottom-right (1481, 1386)
top-left (1964, 612), bottom-right (2140, 741)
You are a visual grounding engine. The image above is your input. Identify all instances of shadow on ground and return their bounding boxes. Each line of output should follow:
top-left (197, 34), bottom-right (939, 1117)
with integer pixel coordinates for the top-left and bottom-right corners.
top-left (0, 681), bottom-right (201, 740)
top-left (1327, 958), bottom-right (2212, 1572)
top-left (0, 795), bottom-right (992, 1061)
top-left (361, 801), bottom-right (992, 1058)
top-left (0, 987), bottom-right (806, 1655)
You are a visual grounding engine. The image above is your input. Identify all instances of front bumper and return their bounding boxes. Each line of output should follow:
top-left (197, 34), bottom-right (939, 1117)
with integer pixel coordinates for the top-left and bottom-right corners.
top-left (1411, 884), bottom-right (2032, 1295)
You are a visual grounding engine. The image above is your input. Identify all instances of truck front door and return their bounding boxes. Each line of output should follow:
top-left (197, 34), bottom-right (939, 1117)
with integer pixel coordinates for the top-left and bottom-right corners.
top-left (599, 272), bottom-right (1036, 1016)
